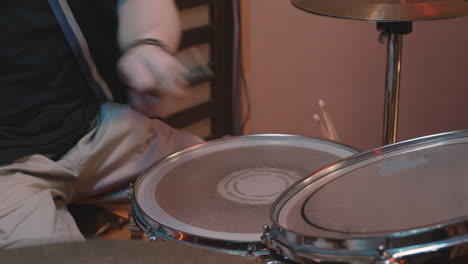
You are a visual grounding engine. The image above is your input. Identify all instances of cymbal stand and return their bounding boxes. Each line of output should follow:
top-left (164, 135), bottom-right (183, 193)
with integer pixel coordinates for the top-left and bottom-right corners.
top-left (377, 22), bottom-right (413, 145)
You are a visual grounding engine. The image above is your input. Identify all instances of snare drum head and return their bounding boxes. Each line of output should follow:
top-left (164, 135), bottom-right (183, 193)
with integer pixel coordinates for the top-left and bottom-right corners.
top-left (275, 131), bottom-right (468, 239)
top-left (135, 135), bottom-right (356, 244)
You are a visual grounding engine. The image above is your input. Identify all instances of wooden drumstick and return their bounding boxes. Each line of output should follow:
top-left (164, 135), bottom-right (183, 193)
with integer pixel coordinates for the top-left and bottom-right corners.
top-left (314, 114), bottom-right (330, 140)
top-left (319, 99), bottom-right (339, 141)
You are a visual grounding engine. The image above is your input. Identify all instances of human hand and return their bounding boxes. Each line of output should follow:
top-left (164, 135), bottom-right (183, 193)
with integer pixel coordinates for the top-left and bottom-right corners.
top-left (117, 44), bottom-right (189, 117)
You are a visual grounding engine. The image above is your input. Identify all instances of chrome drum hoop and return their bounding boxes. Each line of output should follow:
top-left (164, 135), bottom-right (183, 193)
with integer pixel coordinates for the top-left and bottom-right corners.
top-left (265, 223), bottom-right (468, 264)
top-left (129, 183), bottom-right (271, 257)
top-left (267, 130), bottom-right (468, 264)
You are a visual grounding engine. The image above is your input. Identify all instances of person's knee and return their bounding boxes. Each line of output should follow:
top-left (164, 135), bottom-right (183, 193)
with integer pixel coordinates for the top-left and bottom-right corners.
top-left (0, 189), bottom-right (84, 249)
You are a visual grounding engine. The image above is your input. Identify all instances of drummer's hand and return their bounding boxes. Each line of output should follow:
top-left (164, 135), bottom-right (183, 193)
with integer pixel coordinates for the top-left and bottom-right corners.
top-left (117, 44), bottom-right (189, 117)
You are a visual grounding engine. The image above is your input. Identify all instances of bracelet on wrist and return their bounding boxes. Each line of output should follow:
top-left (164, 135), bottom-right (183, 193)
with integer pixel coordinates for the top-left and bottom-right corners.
top-left (121, 38), bottom-right (174, 56)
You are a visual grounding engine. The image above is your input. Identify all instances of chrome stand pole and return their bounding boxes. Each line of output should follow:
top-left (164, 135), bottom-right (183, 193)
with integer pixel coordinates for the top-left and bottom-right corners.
top-left (377, 22), bottom-right (412, 145)
top-left (383, 33), bottom-right (403, 145)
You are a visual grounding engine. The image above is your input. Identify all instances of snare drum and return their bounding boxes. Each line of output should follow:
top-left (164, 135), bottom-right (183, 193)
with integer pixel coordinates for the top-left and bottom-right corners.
top-left (265, 130), bottom-right (468, 263)
top-left (130, 134), bottom-right (357, 256)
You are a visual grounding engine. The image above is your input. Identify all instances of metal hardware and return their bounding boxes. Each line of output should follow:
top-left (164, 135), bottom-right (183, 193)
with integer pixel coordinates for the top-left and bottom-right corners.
top-left (245, 244), bottom-right (256, 258)
top-left (127, 183), bottom-right (134, 200)
top-left (144, 227), bottom-right (158, 241)
top-left (379, 22), bottom-right (412, 144)
top-left (378, 32), bottom-right (387, 44)
top-left (382, 32), bottom-right (403, 144)
top-left (374, 245), bottom-right (392, 264)
top-left (128, 210), bottom-right (144, 240)
top-left (265, 261), bottom-right (286, 264)
top-left (262, 225), bottom-right (272, 245)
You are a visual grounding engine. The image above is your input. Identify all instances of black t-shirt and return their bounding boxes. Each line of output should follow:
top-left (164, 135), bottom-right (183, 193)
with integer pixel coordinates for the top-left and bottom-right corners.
top-left (0, 0), bottom-right (101, 164)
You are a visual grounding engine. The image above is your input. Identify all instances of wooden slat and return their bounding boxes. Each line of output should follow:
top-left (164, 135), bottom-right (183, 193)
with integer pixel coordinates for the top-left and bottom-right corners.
top-left (161, 102), bottom-right (214, 129)
top-left (180, 4), bottom-right (210, 31)
top-left (182, 119), bottom-right (212, 140)
top-left (176, 0), bottom-right (210, 10)
top-left (180, 25), bottom-right (212, 49)
top-left (168, 0), bottom-right (236, 139)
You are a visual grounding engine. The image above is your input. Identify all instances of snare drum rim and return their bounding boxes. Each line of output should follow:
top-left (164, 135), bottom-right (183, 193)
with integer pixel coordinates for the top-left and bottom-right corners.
top-left (132, 134), bottom-right (359, 257)
top-left (268, 130), bottom-right (468, 262)
top-left (130, 190), bottom-right (270, 257)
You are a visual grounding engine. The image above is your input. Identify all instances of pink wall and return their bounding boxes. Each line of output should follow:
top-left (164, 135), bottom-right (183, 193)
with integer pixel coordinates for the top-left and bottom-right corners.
top-left (242, 0), bottom-right (468, 151)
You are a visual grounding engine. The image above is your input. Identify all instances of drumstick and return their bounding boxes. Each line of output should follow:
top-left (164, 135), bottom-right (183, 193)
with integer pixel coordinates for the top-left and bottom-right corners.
top-left (318, 99), bottom-right (339, 141)
top-left (313, 114), bottom-right (330, 140)
top-left (177, 47), bottom-right (214, 86)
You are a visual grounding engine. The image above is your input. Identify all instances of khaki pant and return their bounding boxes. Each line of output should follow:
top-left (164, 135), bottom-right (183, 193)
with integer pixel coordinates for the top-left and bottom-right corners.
top-left (0, 103), bottom-right (203, 249)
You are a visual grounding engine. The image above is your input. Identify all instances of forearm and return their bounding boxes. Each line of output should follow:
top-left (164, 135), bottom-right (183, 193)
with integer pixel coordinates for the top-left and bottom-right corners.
top-left (117, 0), bottom-right (182, 54)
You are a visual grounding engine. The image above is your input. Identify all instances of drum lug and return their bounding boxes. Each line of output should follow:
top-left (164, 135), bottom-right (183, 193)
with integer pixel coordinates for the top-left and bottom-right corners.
top-left (262, 225), bottom-right (272, 245)
top-left (265, 261), bottom-right (286, 264)
top-left (245, 244), bottom-right (256, 258)
top-left (144, 227), bottom-right (158, 241)
top-left (261, 225), bottom-right (283, 261)
top-left (374, 245), bottom-right (397, 264)
top-left (127, 183), bottom-right (134, 200)
top-left (128, 211), bottom-right (144, 240)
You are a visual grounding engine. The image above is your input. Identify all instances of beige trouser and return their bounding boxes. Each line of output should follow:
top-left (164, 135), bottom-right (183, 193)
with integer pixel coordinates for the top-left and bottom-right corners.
top-left (0, 103), bottom-right (203, 249)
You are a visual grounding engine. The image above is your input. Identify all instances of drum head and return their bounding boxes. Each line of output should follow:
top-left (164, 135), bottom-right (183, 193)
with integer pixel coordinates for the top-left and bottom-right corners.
top-left (134, 135), bottom-right (356, 245)
top-left (275, 131), bottom-right (468, 239)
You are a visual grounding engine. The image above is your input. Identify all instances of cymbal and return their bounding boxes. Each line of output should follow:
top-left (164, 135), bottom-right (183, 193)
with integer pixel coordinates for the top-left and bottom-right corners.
top-left (0, 240), bottom-right (257, 264)
top-left (292, 0), bottom-right (468, 21)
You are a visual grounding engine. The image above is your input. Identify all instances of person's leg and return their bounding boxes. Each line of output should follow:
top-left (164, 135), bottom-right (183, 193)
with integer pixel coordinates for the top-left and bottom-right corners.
top-left (68, 102), bottom-right (203, 203)
top-left (0, 155), bottom-right (84, 249)
top-left (0, 103), bottom-right (202, 248)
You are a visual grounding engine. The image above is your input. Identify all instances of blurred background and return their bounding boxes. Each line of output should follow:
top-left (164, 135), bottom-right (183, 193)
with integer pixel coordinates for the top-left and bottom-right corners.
top-left (169, 0), bottom-right (468, 151)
